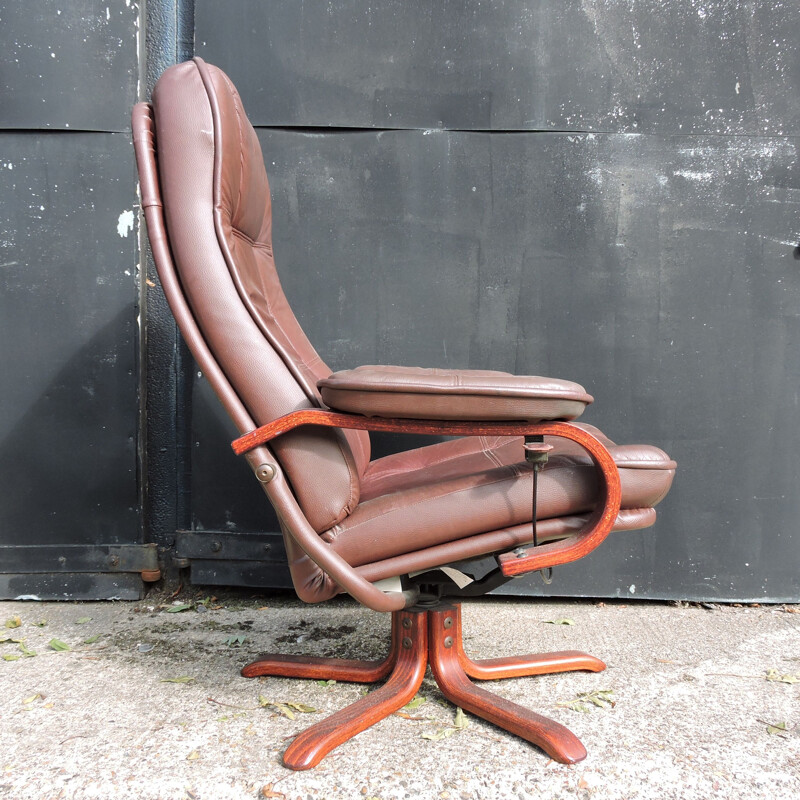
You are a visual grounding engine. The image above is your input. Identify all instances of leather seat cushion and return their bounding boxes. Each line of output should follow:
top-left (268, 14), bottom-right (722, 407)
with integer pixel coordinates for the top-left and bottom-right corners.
top-left (323, 423), bottom-right (676, 567)
top-left (318, 365), bottom-right (593, 422)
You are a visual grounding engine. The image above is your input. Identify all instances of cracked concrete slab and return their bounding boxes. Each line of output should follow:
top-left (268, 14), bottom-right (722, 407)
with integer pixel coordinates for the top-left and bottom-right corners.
top-left (0, 592), bottom-right (798, 800)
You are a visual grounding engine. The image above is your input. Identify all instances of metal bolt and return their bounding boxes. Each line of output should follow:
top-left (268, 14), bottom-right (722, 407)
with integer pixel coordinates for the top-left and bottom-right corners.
top-left (443, 636), bottom-right (453, 649)
top-left (109, 555), bottom-right (120, 567)
top-left (402, 618), bottom-right (412, 629)
top-left (210, 541), bottom-right (222, 553)
top-left (263, 543), bottom-right (271, 552)
top-left (402, 637), bottom-right (413, 649)
top-left (443, 616), bottom-right (453, 629)
top-left (256, 463), bottom-right (276, 483)
top-left (514, 548), bottom-right (527, 558)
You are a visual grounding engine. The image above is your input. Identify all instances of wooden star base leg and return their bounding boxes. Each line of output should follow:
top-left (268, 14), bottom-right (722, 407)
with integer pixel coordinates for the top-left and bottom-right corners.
top-left (452, 604), bottom-right (606, 680)
top-left (428, 604), bottom-right (593, 764)
top-left (240, 602), bottom-right (605, 769)
top-left (245, 610), bottom-right (427, 770)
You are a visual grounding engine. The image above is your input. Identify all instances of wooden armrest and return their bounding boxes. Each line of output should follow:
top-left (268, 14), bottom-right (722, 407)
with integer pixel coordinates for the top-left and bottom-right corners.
top-left (232, 410), bottom-right (622, 580)
top-left (234, 409), bottom-right (600, 455)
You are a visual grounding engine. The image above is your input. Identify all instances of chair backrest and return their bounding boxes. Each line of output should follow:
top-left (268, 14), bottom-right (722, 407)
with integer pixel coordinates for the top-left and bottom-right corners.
top-left (141, 58), bottom-right (370, 532)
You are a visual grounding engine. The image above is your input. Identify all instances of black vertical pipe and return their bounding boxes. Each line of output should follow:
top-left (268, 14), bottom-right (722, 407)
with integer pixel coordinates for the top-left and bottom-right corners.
top-left (141, 1), bottom-right (195, 567)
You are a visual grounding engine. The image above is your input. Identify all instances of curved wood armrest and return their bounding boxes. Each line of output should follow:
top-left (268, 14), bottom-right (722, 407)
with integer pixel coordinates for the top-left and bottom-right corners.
top-left (232, 410), bottom-right (622, 579)
top-left (496, 423), bottom-right (621, 576)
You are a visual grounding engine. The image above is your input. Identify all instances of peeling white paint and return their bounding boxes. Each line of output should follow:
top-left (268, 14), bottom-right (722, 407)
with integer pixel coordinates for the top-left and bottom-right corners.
top-left (117, 209), bottom-right (134, 237)
top-left (673, 169), bottom-right (714, 182)
top-left (629, 584), bottom-right (636, 594)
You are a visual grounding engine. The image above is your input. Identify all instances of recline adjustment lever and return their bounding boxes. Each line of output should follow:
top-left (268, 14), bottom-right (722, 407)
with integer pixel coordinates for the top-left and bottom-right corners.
top-left (523, 435), bottom-right (554, 584)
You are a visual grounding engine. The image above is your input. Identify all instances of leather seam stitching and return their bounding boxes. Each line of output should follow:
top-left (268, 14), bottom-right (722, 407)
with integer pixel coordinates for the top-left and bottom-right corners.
top-left (230, 227), bottom-right (272, 251)
top-left (222, 72), bottom-right (248, 233)
top-left (481, 436), bottom-right (505, 468)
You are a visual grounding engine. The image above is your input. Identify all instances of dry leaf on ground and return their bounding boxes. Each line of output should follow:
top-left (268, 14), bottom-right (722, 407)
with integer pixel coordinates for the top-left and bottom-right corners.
top-left (765, 669), bottom-right (799, 684)
top-left (557, 689), bottom-right (615, 712)
top-left (165, 603), bottom-right (194, 614)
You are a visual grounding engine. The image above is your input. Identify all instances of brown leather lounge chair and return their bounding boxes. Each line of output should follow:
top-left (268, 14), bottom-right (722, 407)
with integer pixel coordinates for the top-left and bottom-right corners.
top-left (133, 58), bottom-right (676, 770)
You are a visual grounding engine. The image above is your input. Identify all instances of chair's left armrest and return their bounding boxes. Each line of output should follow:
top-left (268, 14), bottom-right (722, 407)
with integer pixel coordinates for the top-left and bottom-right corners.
top-left (232, 410), bottom-right (621, 577)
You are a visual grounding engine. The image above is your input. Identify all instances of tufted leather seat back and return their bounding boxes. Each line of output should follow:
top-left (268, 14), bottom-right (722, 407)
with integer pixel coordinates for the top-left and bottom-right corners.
top-left (151, 58), bottom-right (369, 532)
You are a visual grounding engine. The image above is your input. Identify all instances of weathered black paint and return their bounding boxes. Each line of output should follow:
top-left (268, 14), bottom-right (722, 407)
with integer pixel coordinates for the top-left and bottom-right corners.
top-left (187, 559), bottom-right (294, 591)
top-left (175, 530), bottom-right (292, 589)
top-left (176, 530), bottom-right (286, 563)
top-left (0, 0), bottom-right (140, 131)
top-left (0, 544), bottom-right (159, 575)
top-left (0, 133), bottom-right (139, 547)
top-left (0, 2), bottom-right (142, 599)
top-left (0, 573), bottom-right (143, 602)
top-left (196, 0), bottom-right (799, 135)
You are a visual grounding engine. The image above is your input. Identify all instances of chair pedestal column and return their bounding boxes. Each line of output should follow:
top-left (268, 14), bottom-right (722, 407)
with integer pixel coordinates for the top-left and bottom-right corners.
top-left (241, 602), bottom-right (605, 770)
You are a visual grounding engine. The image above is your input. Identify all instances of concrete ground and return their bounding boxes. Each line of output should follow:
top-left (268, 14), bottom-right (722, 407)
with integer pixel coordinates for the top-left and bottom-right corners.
top-left (0, 591), bottom-right (798, 800)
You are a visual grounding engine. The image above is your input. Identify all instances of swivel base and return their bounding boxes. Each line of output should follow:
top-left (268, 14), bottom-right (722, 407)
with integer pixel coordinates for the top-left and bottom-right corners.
top-left (242, 603), bottom-right (605, 770)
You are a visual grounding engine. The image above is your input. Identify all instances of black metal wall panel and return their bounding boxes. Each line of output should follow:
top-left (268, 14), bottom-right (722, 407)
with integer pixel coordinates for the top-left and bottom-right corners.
top-left (0, 133), bottom-right (139, 547)
top-left (0, 1), bottom-right (143, 599)
top-left (189, 376), bottom-right (278, 533)
top-left (185, 126), bottom-right (800, 601)
top-left (196, 0), bottom-right (799, 134)
top-left (0, 0), bottom-right (140, 131)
